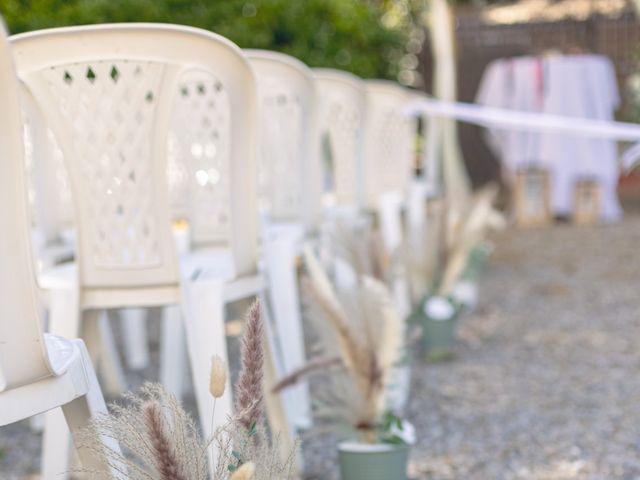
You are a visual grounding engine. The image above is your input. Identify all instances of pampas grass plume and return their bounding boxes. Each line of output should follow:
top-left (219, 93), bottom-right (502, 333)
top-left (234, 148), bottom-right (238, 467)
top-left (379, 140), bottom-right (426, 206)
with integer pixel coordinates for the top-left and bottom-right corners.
top-left (209, 355), bottom-right (227, 399)
top-left (144, 400), bottom-right (187, 480)
top-left (230, 461), bottom-right (256, 480)
top-left (235, 300), bottom-right (265, 433)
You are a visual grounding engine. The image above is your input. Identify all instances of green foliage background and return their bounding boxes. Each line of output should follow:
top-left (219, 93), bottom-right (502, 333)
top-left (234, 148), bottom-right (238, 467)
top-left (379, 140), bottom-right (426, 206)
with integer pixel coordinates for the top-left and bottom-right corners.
top-left (0, 0), bottom-right (413, 79)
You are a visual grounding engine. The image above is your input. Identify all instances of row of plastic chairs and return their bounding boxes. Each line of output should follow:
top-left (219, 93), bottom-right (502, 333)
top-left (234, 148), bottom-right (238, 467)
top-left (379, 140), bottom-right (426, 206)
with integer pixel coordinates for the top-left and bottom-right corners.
top-left (21, 20), bottom-right (424, 425)
top-left (28, 48), bottom-right (422, 258)
top-left (0, 21), bottom-right (428, 478)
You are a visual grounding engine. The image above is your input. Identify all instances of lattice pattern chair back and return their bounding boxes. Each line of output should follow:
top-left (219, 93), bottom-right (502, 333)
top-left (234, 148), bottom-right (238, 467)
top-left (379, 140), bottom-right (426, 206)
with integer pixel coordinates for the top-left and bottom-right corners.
top-left (246, 50), bottom-right (322, 230)
top-left (169, 69), bottom-right (234, 246)
top-left (0, 22), bottom-right (56, 391)
top-left (11, 24), bottom-right (259, 286)
top-left (314, 69), bottom-right (368, 208)
top-left (362, 80), bottom-right (414, 208)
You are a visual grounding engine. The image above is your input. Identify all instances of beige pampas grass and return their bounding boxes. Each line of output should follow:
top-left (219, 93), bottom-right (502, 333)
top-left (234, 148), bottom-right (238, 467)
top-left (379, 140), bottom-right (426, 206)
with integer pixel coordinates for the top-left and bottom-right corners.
top-left (402, 196), bottom-right (447, 303)
top-left (278, 249), bottom-right (404, 443)
top-left (335, 276), bottom-right (403, 433)
top-left (209, 354), bottom-right (227, 399)
top-left (327, 220), bottom-right (392, 283)
top-left (272, 355), bottom-right (341, 393)
top-left (75, 383), bottom-right (209, 480)
top-left (75, 301), bottom-right (296, 480)
top-left (235, 300), bottom-right (265, 435)
top-left (439, 185), bottom-right (498, 296)
top-left (230, 461), bottom-right (256, 480)
top-left (144, 401), bottom-right (188, 480)
top-left (302, 244), bottom-right (343, 312)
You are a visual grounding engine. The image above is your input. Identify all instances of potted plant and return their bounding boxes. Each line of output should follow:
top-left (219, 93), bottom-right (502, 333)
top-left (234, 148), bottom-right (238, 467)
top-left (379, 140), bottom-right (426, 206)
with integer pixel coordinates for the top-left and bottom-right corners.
top-left (327, 220), bottom-right (415, 414)
top-left (415, 187), bottom-right (501, 360)
top-left (275, 250), bottom-right (415, 480)
top-left (450, 241), bottom-right (493, 311)
top-left (337, 408), bottom-right (415, 480)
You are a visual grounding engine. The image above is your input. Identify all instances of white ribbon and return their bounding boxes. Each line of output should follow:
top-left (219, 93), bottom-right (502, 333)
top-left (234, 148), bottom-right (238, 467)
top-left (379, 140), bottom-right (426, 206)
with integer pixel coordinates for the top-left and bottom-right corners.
top-left (406, 98), bottom-right (640, 171)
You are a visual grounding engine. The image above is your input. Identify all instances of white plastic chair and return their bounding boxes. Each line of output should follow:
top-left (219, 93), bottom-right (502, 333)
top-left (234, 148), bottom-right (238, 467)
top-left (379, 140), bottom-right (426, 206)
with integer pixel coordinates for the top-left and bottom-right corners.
top-left (313, 69), bottom-right (370, 294)
top-left (0, 21), bottom-right (120, 478)
top-left (313, 68), bottom-right (368, 212)
top-left (361, 81), bottom-right (415, 318)
top-left (244, 49), bottom-right (323, 430)
top-left (362, 80), bottom-right (414, 212)
top-left (11, 23), bottom-right (260, 475)
top-left (245, 49), bottom-right (322, 231)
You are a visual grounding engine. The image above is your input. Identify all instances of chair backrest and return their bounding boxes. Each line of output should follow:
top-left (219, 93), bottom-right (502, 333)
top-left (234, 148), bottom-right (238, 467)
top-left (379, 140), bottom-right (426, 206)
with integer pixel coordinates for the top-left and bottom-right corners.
top-left (362, 80), bottom-right (414, 208)
top-left (313, 68), bottom-right (368, 209)
top-left (245, 50), bottom-right (322, 231)
top-left (11, 24), bottom-right (259, 286)
top-left (0, 21), bottom-right (54, 391)
top-left (168, 65), bottom-right (247, 249)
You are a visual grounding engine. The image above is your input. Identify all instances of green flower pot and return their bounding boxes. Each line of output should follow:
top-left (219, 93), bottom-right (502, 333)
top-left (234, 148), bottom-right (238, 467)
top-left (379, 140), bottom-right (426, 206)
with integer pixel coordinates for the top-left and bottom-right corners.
top-left (338, 442), bottom-right (410, 480)
top-left (416, 296), bottom-right (460, 361)
top-left (422, 313), bottom-right (457, 357)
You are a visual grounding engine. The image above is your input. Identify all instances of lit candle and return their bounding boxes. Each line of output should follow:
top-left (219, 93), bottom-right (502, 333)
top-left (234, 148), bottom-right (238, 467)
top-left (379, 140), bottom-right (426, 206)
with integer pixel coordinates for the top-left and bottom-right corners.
top-left (172, 219), bottom-right (191, 255)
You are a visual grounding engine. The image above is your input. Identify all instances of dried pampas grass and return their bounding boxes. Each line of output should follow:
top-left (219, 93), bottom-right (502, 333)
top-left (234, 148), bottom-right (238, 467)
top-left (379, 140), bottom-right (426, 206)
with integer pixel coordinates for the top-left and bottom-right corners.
top-left (209, 355), bottom-right (227, 399)
top-left (75, 383), bottom-right (209, 480)
top-left (235, 301), bottom-right (265, 436)
top-left (230, 461), bottom-right (255, 480)
top-left (402, 197), bottom-right (448, 302)
top-left (76, 301), bottom-right (295, 480)
top-left (327, 220), bottom-right (394, 285)
top-left (144, 401), bottom-right (188, 480)
top-left (439, 185), bottom-right (498, 296)
top-left (280, 249), bottom-right (404, 442)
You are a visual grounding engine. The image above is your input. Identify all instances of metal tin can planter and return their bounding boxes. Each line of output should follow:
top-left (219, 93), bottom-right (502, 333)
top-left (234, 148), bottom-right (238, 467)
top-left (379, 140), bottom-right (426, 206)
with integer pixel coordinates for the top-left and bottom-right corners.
top-left (421, 296), bottom-right (460, 361)
top-left (338, 442), bottom-right (410, 480)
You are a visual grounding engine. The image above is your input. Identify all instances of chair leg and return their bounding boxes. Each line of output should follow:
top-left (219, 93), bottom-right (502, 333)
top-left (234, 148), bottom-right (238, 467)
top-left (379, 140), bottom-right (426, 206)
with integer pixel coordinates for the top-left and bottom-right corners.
top-left (84, 310), bottom-right (127, 396)
top-left (160, 305), bottom-right (188, 399)
top-left (263, 234), bottom-right (312, 430)
top-left (377, 192), bottom-right (404, 255)
top-left (42, 289), bottom-right (81, 480)
top-left (260, 291), bottom-right (302, 473)
top-left (181, 279), bottom-right (230, 441)
top-left (263, 344), bottom-right (303, 476)
top-left (41, 407), bottom-right (72, 480)
top-left (62, 341), bottom-right (125, 477)
top-left (118, 308), bottom-right (150, 370)
top-left (42, 343), bottom-right (125, 480)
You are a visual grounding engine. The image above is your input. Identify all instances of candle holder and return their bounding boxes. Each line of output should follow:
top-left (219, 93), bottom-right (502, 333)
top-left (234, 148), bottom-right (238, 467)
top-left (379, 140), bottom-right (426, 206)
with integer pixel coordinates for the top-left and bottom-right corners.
top-left (573, 178), bottom-right (601, 225)
top-left (513, 166), bottom-right (552, 227)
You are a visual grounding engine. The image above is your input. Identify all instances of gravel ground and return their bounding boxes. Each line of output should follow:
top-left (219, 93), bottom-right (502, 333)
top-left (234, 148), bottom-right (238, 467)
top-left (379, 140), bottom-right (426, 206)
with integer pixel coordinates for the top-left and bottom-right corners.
top-left (3, 215), bottom-right (640, 479)
top-left (303, 215), bottom-right (640, 479)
